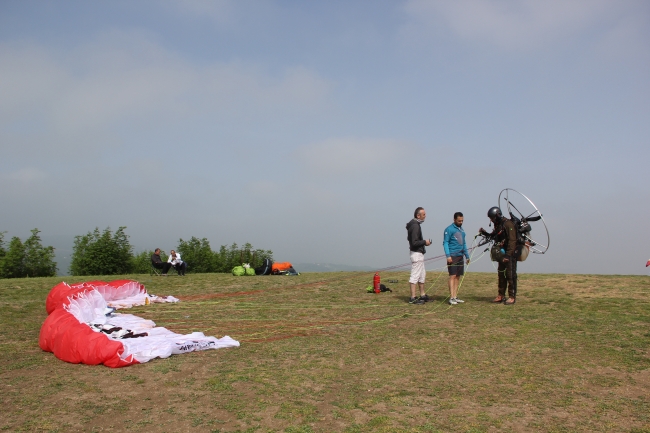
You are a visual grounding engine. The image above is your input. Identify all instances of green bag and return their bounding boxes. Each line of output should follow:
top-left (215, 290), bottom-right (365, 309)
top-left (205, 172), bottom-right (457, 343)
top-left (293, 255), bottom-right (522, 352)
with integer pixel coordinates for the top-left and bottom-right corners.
top-left (245, 267), bottom-right (255, 276)
top-left (232, 266), bottom-right (246, 276)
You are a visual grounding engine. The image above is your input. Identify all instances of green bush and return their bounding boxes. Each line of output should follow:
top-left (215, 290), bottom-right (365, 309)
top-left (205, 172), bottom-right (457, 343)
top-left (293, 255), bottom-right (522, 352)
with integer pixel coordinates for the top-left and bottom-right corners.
top-left (69, 227), bottom-right (133, 276)
top-left (177, 237), bottom-right (214, 273)
top-left (132, 250), bottom-right (158, 274)
top-left (0, 229), bottom-right (57, 278)
top-left (178, 239), bottom-right (273, 274)
top-left (214, 242), bottom-right (273, 273)
top-left (0, 231), bottom-right (5, 262)
top-left (1, 237), bottom-right (25, 278)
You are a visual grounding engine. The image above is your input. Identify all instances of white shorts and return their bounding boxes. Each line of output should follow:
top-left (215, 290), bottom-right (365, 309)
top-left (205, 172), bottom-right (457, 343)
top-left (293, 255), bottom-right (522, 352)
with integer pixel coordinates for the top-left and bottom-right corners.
top-left (409, 251), bottom-right (426, 284)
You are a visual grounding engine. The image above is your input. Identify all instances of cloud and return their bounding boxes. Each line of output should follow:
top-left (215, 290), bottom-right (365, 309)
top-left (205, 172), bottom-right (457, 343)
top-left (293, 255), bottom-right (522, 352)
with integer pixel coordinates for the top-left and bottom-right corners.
top-left (403, 0), bottom-right (630, 51)
top-left (295, 137), bottom-right (417, 177)
top-left (163, 0), bottom-right (237, 25)
top-left (0, 43), bottom-right (68, 120)
top-left (0, 31), bottom-right (332, 161)
top-left (592, 12), bottom-right (650, 66)
top-left (200, 63), bottom-right (332, 116)
top-left (245, 179), bottom-right (280, 198)
top-left (2, 167), bottom-right (47, 183)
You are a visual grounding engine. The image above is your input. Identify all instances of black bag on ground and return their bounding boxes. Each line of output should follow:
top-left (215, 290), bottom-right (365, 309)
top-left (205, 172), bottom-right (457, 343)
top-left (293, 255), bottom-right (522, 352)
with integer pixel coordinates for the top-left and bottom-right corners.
top-left (255, 258), bottom-right (273, 275)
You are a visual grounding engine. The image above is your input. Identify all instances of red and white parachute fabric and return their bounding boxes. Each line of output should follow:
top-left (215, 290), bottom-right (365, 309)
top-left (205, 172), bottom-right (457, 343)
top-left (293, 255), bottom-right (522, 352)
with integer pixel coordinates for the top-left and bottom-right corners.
top-left (39, 280), bottom-right (239, 368)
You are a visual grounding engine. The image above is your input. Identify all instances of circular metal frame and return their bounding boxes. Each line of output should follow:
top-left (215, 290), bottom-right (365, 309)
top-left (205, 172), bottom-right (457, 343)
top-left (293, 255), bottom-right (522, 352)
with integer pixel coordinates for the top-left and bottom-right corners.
top-left (498, 188), bottom-right (550, 254)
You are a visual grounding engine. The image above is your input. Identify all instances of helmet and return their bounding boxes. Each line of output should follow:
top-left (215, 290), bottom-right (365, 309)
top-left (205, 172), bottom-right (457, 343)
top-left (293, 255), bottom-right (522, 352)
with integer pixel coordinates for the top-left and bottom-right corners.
top-left (487, 206), bottom-right (502, 220)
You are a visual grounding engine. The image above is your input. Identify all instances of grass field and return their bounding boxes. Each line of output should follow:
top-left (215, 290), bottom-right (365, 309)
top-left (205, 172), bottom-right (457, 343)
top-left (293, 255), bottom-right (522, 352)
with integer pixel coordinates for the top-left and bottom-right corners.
top-left (1, 270), bottom-right (649, 432)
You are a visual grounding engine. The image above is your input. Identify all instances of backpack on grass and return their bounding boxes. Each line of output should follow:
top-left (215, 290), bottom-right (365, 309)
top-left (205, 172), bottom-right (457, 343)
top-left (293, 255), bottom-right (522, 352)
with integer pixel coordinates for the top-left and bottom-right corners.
top-left (232, 266), bottom-right (246, 276)
top-left (255, 258), bottom-right (273, 276)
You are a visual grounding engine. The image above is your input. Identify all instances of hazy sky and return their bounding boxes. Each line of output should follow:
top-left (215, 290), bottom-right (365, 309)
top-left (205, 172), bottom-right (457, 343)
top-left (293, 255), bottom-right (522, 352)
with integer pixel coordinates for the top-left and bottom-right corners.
top-left (1, 0), bottom-right (649, 275)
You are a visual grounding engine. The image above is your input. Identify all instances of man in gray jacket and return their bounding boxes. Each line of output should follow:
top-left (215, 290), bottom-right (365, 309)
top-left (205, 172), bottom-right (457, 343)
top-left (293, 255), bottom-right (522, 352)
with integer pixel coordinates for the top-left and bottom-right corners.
top-left (406, 207), bottom-right (432, 304)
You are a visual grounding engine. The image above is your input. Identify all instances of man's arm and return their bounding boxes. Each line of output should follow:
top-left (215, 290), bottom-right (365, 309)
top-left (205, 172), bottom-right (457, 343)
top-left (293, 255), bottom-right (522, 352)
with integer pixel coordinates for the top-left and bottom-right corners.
top-left (408, 223), bottom-right (426, 249)
top-left (479, 227), bottom-right (495, 238)
top-left (442, 228), bottom-right (452, 257)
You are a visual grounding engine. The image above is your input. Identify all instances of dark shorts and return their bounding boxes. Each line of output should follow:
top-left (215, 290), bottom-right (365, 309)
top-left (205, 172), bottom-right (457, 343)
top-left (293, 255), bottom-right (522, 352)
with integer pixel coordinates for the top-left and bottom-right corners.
top-left (447, 256), bottom-right (465, 276)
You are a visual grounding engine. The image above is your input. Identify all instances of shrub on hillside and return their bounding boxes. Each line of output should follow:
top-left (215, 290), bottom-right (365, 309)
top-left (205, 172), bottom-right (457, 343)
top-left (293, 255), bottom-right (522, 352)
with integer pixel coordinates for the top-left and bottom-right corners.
top-left (70, 227), bottom-right (133, 276)
top-left (0, 229), bottom-right (57, 278)
top-left (177, 237), bottom-right (214, 273)
top-left (132, 250), bottom-right (158, 274)
top-left (213, 242), bottom-right (273, 272)
top-left (175, 239), bottom-right (273, 274)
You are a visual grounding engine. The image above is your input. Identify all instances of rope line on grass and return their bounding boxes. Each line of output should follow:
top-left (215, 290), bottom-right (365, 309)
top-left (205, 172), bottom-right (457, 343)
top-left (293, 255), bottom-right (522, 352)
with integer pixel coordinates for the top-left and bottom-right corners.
top-left (156, 236), bottom-right (496, 342)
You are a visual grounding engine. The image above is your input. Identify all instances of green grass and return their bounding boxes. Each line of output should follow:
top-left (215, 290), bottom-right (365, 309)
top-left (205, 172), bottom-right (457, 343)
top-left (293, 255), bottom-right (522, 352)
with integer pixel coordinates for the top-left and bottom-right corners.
top-left (1, 271), bottom-right (649, 432)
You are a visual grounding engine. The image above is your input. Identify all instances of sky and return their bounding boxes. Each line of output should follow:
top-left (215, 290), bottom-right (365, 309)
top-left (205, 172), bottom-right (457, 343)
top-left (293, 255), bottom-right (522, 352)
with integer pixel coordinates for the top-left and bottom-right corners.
top-left (1, 0), bottom-right (649, 275)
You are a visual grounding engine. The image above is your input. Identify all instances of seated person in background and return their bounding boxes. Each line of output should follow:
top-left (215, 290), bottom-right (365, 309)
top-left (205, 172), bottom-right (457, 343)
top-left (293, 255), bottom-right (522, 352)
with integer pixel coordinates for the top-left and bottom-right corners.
top-left (168, 250), bottom-right (187, 276)
top-left (151, 248), bottom-right (172, 275)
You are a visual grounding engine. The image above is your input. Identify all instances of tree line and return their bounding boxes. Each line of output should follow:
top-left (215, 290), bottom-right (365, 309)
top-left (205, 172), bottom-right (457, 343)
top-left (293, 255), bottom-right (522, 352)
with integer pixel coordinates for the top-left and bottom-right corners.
top-left (0, 227), bottom-right (273, 278)
top-left (0, 229), bottom-right (57, 278)
top-left (69, 227), bottom-right (273, 276)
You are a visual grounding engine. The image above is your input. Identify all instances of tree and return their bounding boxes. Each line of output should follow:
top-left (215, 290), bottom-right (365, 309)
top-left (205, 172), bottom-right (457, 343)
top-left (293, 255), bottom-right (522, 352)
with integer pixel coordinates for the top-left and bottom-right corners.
top-left (23, 229), bottom-right (57, 277)
top-left (0, 229), bottom-right (57, 278)
top-left (0, 231), bottom-right (6, 260)
top-left (177, 237), bottom-right (214, 273)
top-left (213, 242), bottom-right (273, 272)
top-left (252, 248), bottom-right (273, 268)
top-left (132, 250), bottom-right (157, 274)
top-left (1, 237), bottom-right (25, 278)
top-left (69, 227), bottom-right (134, 276)
top-left (213, 242), bottom-right (239, 273)
top-left (174, 238), bottom-right (273, 274)
top-left (0, 232), bottom-right (6, 277)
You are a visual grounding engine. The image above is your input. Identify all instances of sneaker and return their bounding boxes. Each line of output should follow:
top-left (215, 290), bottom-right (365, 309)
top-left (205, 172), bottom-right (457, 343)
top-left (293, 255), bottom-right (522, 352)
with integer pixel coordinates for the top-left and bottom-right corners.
top-left (454, 298), bottom-right (465, 303)
top-left (448, 298), bottom-right (457, 305)
top-left (504, 297), bottom-right (516, 305)
top-left (409, 297), bottom-right (425, 305)
top-left (492, 296), bottom-right (505, 303)
top-left (420, 294), bottom-right (430, 302)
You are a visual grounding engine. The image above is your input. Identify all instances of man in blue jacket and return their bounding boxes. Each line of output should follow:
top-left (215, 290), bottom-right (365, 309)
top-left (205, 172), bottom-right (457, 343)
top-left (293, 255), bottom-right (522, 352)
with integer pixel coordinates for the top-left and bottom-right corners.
top-left (443, 212), bottom-right (470, 305)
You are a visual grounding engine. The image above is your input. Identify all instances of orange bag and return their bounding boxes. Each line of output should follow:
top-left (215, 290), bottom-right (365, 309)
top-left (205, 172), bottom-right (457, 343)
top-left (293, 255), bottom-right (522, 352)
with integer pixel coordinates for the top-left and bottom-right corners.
top-left (271, 262), bottom-right (293, 272)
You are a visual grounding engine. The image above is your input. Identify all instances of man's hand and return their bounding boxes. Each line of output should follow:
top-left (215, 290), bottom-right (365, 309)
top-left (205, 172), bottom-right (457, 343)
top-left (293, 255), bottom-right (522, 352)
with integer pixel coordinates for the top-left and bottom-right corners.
top-left (466, 259), bottom-right (470, 265)
top-left (447, 257), bottom-right (452, 264)
top-left (425, 239), bottom-right (431, 246)
top-left (502, 257), bottom-right (509, 263)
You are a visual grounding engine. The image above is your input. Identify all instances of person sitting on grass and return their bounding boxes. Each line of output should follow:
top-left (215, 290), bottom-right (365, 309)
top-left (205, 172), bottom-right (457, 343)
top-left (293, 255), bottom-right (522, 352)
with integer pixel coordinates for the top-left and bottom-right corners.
top-left (151, 248), bottom-right (172, 275)
top-left (168, 250), bottom-right (187, 276)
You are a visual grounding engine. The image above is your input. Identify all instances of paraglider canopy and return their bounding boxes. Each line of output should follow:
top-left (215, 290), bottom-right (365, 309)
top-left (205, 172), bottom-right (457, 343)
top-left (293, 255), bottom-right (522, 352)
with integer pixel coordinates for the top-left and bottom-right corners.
top-left (646, 259), bottom-right (650, 267)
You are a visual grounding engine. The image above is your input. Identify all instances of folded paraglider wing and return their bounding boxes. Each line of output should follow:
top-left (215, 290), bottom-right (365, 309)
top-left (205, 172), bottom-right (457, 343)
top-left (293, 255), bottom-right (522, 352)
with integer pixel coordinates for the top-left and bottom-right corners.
top-left (39, 280), bottom-right (239, 367)
top-left (39, 304), bottom-right (134, 367)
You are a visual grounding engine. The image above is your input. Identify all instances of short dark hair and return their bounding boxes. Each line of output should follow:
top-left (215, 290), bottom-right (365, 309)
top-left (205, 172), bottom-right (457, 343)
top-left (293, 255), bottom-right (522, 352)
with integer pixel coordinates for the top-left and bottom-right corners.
top-left (155, 248), bottom-right (160, 253)
top-left (414, 207), bottom-right (424, 218)
top-left (454, 212), bottom-right (463, 220)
